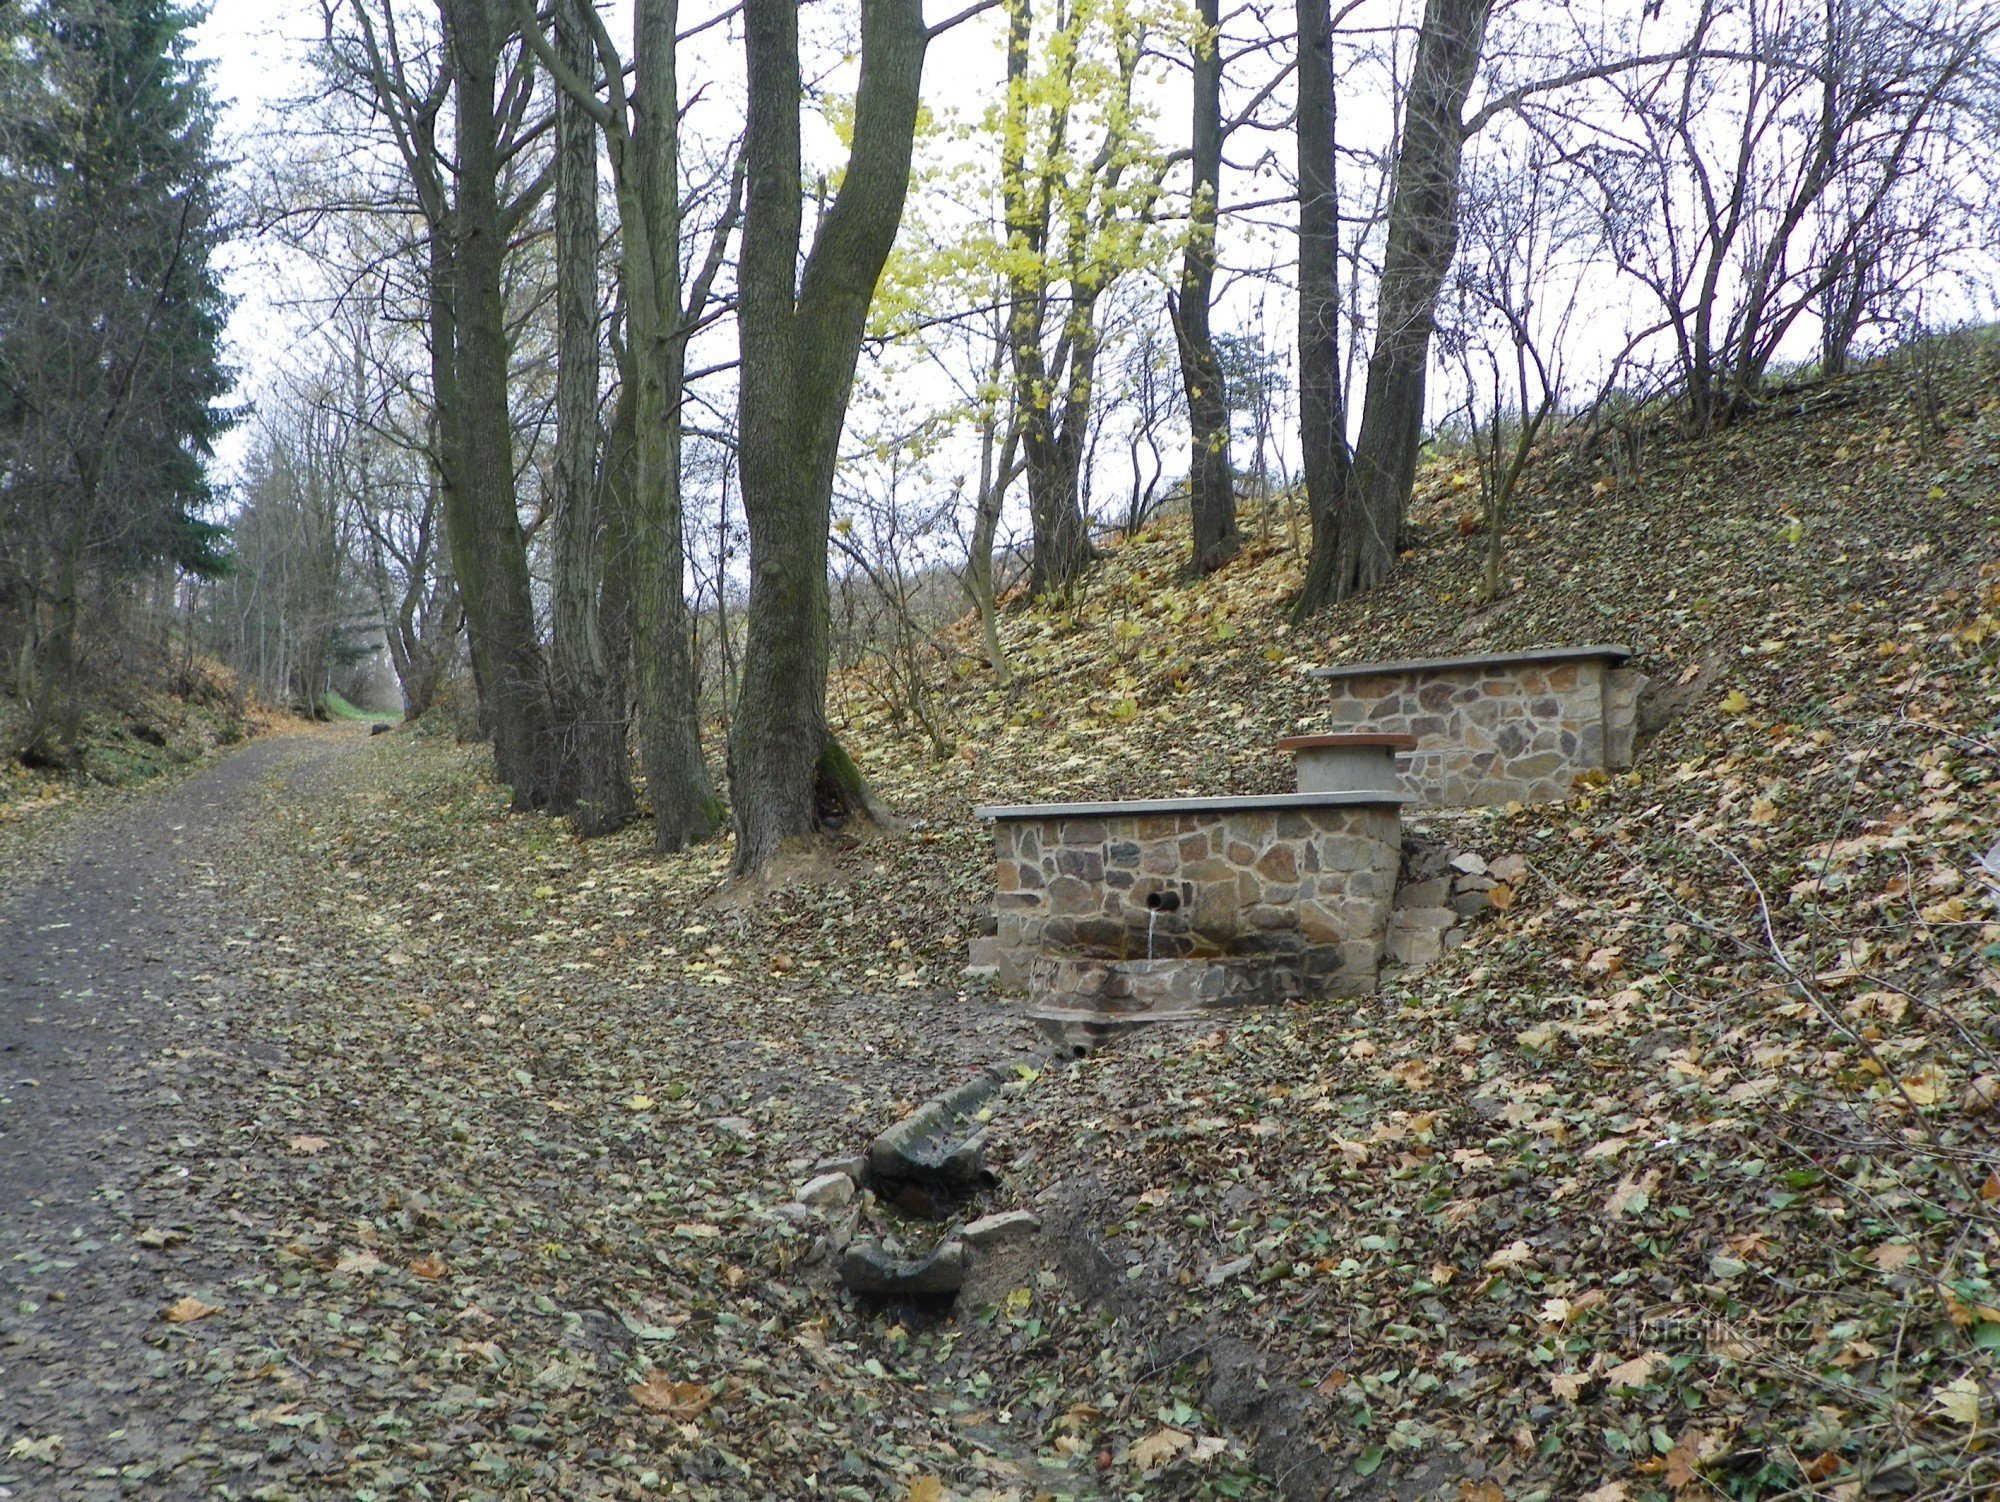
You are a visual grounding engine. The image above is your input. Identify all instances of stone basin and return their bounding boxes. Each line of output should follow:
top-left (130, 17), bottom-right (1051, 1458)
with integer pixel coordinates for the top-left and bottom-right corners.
top-left (1026, 954), bottom-right (1304, 1021)
top-left (975, 790), bottom-right (1408, 998)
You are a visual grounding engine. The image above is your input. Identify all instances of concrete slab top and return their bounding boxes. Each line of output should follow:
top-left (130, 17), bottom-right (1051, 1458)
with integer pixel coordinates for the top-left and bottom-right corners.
top-left (1306, 643), bottom-right (1633, 682)
top-left (1275, 733), bottom-right (1419, 750)
top-left (974, 790), bottom-right (1410, 820)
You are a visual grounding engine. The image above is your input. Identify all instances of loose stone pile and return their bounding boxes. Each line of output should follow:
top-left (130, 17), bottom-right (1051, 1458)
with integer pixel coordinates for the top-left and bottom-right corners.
top-left (783, 1064), bottom-right (1047, 1303)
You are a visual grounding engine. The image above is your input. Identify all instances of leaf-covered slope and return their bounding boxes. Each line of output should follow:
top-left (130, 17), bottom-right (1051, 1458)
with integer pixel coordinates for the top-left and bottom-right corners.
top-left (833, 349), bottom-right (2000, 1497)
top-left (33, 352), bottom-right (1991, 1502)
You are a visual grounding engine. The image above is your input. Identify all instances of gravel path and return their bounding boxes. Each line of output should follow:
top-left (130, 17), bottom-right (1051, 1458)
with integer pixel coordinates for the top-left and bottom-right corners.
top-left (0, 732), bottom-right (357, 1498)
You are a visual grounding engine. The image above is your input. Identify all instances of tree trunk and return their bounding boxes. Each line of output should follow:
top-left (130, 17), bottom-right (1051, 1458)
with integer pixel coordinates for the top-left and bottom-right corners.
top-left (1173, 0), bottom-right (1239, 575)
top-left (966, 342), bottom-right (1016, 685)
top-left (1298, 0), bottom-right (1491, 611)
top-left (622, 0), bottom-right (722, 851)
top-left (437, 0), bottom-right (562, 807)
top-left (547, 0), bottom-right (635, 835)
top-left (1293, 0), bottom-right (1354, 611)
top-left (729, 0), bottom-right (925, 876)
top-left (1001, 0), bottom-right (1094, 599)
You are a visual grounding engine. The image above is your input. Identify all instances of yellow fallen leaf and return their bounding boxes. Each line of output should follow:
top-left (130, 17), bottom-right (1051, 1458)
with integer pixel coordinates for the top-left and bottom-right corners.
top-left (1719, 689), bottom-right (1750, 715)
top-left (409, 1253), bottom-right (448, 1279)
top-left (288, 1135), bottom-right (329, 1154)
top-left (164, 1296), bottom-right (220, 1323)
top-left (625, 1095), bottom-right (656, 1111)
top-left (673, 1223), bottom-right (721, 1240)
top-left (1549, 1371), bottom-right (1590, 1401)
top-left (1607, 1352), bottom-right (1665, 1391)
top-left (1606, 1169), bottom-right (1659, 1217)
top-left (905, 1478), bottom-right (945, 1502)
top-left (334, 1249), bottom-right (385, 1276)
top-left (1130, 1426), bottom-right (1192, 1469)
top-left (1935, 1376), bottom-right (1981, 1426)
top-left (630, 1372), bottom-right (713, 1419)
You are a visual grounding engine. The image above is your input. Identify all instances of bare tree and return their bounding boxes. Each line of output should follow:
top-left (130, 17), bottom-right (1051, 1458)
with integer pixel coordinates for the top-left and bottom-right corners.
top-left (329, 0), bottom-right (567, 807)
top-left (544, 0), bottom-right (634, 833)
top-left (1581, 0), bottom-right (1995, 428)
top-left (726, 0), bottom-right (937, 876)
top-left (1169, 0), bottom-right (1240, 574)
top-left (520, 0), bottom-right (741, 850)
top-left (1298, 0), bottom-right (1494, 611)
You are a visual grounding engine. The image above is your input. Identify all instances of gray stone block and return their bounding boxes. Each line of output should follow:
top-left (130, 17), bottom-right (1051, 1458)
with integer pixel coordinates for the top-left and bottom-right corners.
top-left (1392, 905), bottom-right (1457, 933)
top-left (962, 1210), bottom-right (1041, 1248)
top-left (1388, 928), bottom-right (1443, 968)
top-left (839, 1240), bottom-right (966, 1297)
top-left (1395, 876), bottom-right (1450, 909)
top-left (799, 1172), bottom-right (856, 1208)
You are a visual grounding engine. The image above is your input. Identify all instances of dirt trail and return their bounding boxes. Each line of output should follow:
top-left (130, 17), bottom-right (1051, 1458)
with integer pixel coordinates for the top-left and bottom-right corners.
top-left (0, 729), bottom-right (1085, 1501)
top-left (0, 731), bottom-right (359, 1499)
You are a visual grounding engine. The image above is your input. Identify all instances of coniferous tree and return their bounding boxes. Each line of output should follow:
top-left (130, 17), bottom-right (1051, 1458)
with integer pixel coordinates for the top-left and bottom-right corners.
top-left (0, 0), bottom-right (233, 755)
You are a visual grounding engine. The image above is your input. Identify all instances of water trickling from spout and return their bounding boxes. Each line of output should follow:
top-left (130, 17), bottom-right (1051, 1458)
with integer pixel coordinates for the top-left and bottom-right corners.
top-left (1147, 908), bottom-right (1158, 962)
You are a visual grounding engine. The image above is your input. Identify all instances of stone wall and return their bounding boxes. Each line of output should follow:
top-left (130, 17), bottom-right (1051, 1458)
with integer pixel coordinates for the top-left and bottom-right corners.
top-left (979, 794), bottom-right (1406, 999)
top-left (1308, 646), bottom-right (1645, 808)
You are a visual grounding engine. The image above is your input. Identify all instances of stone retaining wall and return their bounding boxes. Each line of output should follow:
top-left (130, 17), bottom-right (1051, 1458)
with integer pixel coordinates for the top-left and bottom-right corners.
top-left (1308, 646), bottom-right (1645, 808)
top-left (978, 793), bottom-right (1406, 999)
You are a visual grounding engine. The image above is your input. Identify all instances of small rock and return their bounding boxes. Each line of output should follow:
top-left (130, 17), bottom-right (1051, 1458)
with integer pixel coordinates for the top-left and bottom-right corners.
top-left (370, 722), bottom-right (393, 735)
top-left (1449, 890), bottom-right (1492, 917)
top-left (1453, 873), bottom-right (1498, 892)
top-left (798, 1172), bottom-right (855, 1208)
top-left (962, 1210), bottom-right (1040, 1248)
top-left (1394, 876), bottom-right (1450, 909)
top-left (1964, 1075), bottom-right (2000, 1117)
top-left (1448, 852), bottom-right (1488, 876)
top-left (813, 1154), bottom-right (868, 1182)
top-left (839, 1239), bottom-right (966, 1297)
top-left (710, 1116), bottom-right (755, 1138)
top-left (767, 1202), bottom-right (812, 1226)
top-left (1203, 1253), bottom-right (1255, 1287)
top-left (1489, 853), bottom-right (1529, 882)
top-left (1391, 905), bottom-right (1457, 933)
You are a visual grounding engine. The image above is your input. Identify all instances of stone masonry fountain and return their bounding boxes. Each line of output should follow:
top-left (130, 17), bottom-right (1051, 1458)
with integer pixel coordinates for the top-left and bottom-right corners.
top-left (971, 645), bottom-right (1647, 1026)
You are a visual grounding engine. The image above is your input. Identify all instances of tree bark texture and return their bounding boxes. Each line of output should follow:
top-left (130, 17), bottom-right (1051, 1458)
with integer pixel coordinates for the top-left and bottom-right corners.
top-left (1294, 0), bottom-right (1352, 609)
top-left (1172, 0), bottom-right (1239, 575)
top-left (1002, 0), bottom-right (1094, 599)
top-left (622, 0), bottom-right (723, 851)
top-left (547, 0), bottom-right (634, 835)
top-left (1298, 0), bottom-right (1491, 611)
top-left (729, 0), bottom-right (925, 875)
top-left (437, 0), bottom-right (563, 806)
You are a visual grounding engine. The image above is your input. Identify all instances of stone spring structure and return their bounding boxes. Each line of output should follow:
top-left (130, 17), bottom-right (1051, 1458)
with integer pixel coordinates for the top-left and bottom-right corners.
top-left (1308, 645), bottom-right (1644, 808)
top-left (971, 645), bottom-right (1647, 1022)
top-left (975, 791), bottom-right (1407, 1016)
